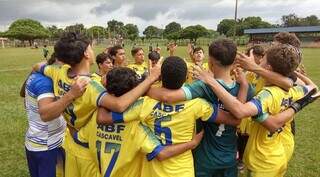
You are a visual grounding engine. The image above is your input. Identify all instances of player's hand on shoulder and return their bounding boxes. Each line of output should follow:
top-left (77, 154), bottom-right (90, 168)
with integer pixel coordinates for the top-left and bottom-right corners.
top-left (69, 76), bottom-right (90, 99)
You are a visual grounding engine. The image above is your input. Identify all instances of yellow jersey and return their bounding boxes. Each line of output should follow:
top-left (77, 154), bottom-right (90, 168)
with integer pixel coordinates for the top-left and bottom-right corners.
top-left (91, 72), bottom-right (103, 84)
top-left (111, 97), bottom-right (218, 177)
top-left (127, 62), bottom-right (148, 78)
top-left (244, 85), bottom-right (307, 172)
top-left (40, 64), bottom-right (106, 157)
top-left (186, 62), bottom-right (209, 84)
top-left (76, 111), bottom-right (163, 177)
top-left (246, 71), bottom-right (265, 95)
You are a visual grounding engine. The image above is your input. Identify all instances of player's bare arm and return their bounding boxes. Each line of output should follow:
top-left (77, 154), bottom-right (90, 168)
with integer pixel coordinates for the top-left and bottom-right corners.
top-left (156, 130), bottom-right (204, 161)
top-left (100, 60), bottom-right (161, 112)
top-left (193, 65), bottom-right (258, 119)
top-left (237, 50), bottom-right (293, 91)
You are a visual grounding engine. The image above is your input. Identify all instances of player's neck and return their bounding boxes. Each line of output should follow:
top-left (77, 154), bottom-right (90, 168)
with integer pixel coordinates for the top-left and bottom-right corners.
top-left (69, 60), bottom-right (91, 76)
top-left (213, 66), bottom-right (233, 84)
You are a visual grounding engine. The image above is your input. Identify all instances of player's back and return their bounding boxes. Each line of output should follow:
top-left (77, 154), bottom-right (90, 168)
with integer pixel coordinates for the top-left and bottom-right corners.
top-left (183, 79), bottom-right (254, 168)
top-left (77, 111), bottom-right (162, 177)
top-left (41, 64), bottom-right (106, 130)
top-left (138, 96), bottom-right (217, 177)
top-left (244, 85), bottom-right (307, 172)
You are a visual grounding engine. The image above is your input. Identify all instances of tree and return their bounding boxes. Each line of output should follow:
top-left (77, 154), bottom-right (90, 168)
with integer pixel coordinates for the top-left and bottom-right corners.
top-left (301, 15), bottom-right (320, 26)
top-left (87, 26), bottom-right (106, 39)
top-left (180, 25), bottom-right (208, 42)
top-left (143, 26), bottom-right (162, 39)
top-left (124, 24), bottom-right (139, 41)
top-left (217, 19), bottom-right (235, 36)
top-left (163, 22), bottom-right (182, 41)
top-left (107, 19), bottom-right (126, 38)
top-left (217, 17), bottom-right (272, 37)
top-left (47, 25), bottom-right (64, 39)
top-left (65, 23), bottom-right (85, 34)
top-left (5, 18), bottom-right (49, 46)
top-left (281, 14), bottom-right (300, 27)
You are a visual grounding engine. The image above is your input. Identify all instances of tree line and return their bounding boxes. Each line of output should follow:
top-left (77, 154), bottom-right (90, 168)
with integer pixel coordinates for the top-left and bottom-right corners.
top-left (0, 13), bottom-right (319, 46)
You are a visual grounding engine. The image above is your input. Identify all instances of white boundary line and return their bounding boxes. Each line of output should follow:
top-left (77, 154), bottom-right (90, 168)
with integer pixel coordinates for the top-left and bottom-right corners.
top-left (0, 68), bottom-right (30, 72)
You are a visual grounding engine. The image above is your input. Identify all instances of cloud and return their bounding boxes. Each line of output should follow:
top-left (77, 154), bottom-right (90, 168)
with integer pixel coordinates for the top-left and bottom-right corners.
top-left (0, 0), bottom-right (319, 32)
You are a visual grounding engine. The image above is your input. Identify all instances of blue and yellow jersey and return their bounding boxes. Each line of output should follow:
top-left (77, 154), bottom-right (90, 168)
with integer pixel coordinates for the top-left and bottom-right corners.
top-left (76, 111), bottom-right (163, 177)
top-left (40, 64), bottom-right (106, 130)
top-left (127, 62), bottom-right (148, 78)
top-left (39, 64), bottom-right (106, 158)
top-left (91, 72), bottom-right (103, 84)
top-left (111, 96), bottom-right (218, 177)
top-left (182, 79), bottom-right (255, 169)
top-left (186, 62), bottom-right (209, 84)
top-left (246, 71), bottom-right (265, 95)
top-left (244, 85), bottom-right (308, 172)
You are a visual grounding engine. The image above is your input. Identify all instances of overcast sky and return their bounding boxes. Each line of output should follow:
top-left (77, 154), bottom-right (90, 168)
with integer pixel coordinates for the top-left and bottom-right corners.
top-left (0, 0), bottom-right (320, 32)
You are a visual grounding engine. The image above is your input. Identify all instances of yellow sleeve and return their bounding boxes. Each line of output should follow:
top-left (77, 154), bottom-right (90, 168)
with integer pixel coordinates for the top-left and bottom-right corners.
top-left (137, 123), bottom-right (163, 161)
top-left (111, 98), bottom-right (144, 123)
top-left (40, 64), bottom-right (60, 78)
top-left (195, 99), bottom-right (218, 122)
top-left (290, 85), bottom-right (308, 101)
top-left (88, 80), bottom-right (106, 107)
top-left (250, 89), bottom-right (273, 122)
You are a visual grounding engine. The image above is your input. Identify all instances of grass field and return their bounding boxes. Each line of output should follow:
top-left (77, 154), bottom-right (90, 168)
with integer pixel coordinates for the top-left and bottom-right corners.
top-left (0, 45), bottom-right (319, 177)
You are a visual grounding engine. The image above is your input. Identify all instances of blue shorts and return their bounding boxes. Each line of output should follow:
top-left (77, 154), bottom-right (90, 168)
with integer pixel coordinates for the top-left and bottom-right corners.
top-left (25, 147), bottom-right (65, 177)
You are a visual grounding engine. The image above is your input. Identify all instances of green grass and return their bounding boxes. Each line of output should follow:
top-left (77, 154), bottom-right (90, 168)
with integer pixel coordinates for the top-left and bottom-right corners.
top-left (0, 46), bottom-right (319, 177)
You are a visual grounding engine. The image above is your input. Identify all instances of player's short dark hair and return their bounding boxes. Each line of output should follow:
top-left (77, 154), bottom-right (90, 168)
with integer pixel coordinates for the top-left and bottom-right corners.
top-left (96, 53), bottom-right (113, 68)
top-left (106, 67), bottom-right (140, 97)
top-left (266, 44), bottom-right (300, 77)
top-left (246, 45), bottom-right (265, 57)
top-left (273, 32), bottom-right (301, 48)
top-left (161, 56), bottom-right (187, 89)
top-left (131, 47), bottom-right (143, 56)
top-left (108, 45), bottom-right (123, 57)
top-left (193, 47), bottom-right (204, 54)
top-left (208, 39), bottom-right (237, 66)
top-left (148, 51), bottom-right (160, 62)
top-left (54, 32), bottom-right (91, 66)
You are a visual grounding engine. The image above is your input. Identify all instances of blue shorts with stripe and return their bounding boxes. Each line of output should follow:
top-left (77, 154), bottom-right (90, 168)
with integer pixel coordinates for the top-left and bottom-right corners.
top-left (25, 147), bottom-right (65, 177)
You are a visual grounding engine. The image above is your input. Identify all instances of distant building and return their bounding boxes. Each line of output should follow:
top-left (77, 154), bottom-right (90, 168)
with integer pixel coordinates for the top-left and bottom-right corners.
top-left (244, 26), bottom-right (320, 43)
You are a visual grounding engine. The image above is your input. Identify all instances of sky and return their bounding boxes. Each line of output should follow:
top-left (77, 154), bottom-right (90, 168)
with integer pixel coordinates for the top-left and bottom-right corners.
top-left (0, 0), bottom-right (320, 32)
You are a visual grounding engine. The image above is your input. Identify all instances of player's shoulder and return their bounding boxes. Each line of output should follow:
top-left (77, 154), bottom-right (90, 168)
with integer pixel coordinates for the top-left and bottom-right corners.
top-left (189, 97), bottom-right (212, 106)
top-left (29, 72), bottom-right (52, 85)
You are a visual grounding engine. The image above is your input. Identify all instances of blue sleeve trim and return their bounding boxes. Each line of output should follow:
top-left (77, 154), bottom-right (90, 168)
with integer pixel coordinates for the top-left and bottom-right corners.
top-left (146, 145), bottom-right (164, 161)
top-left (112, 112), bottom-right (124, 123)
top-left (96, 91), bottom-right (107, 107)
top-left (250, 98), bottom-right (262, 116)
top-left (182, 86), bottom-right (192, 100)
top-left (72, 132), bottom-right (89, 148)
top-left (207, 103), bottom-right (219, 122)
top-left (39, 64), bottom-right (47, 74)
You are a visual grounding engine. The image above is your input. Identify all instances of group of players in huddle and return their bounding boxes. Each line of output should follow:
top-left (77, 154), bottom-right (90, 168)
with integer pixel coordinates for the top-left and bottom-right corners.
top-left (22, 31), bottom-right (319, 177)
